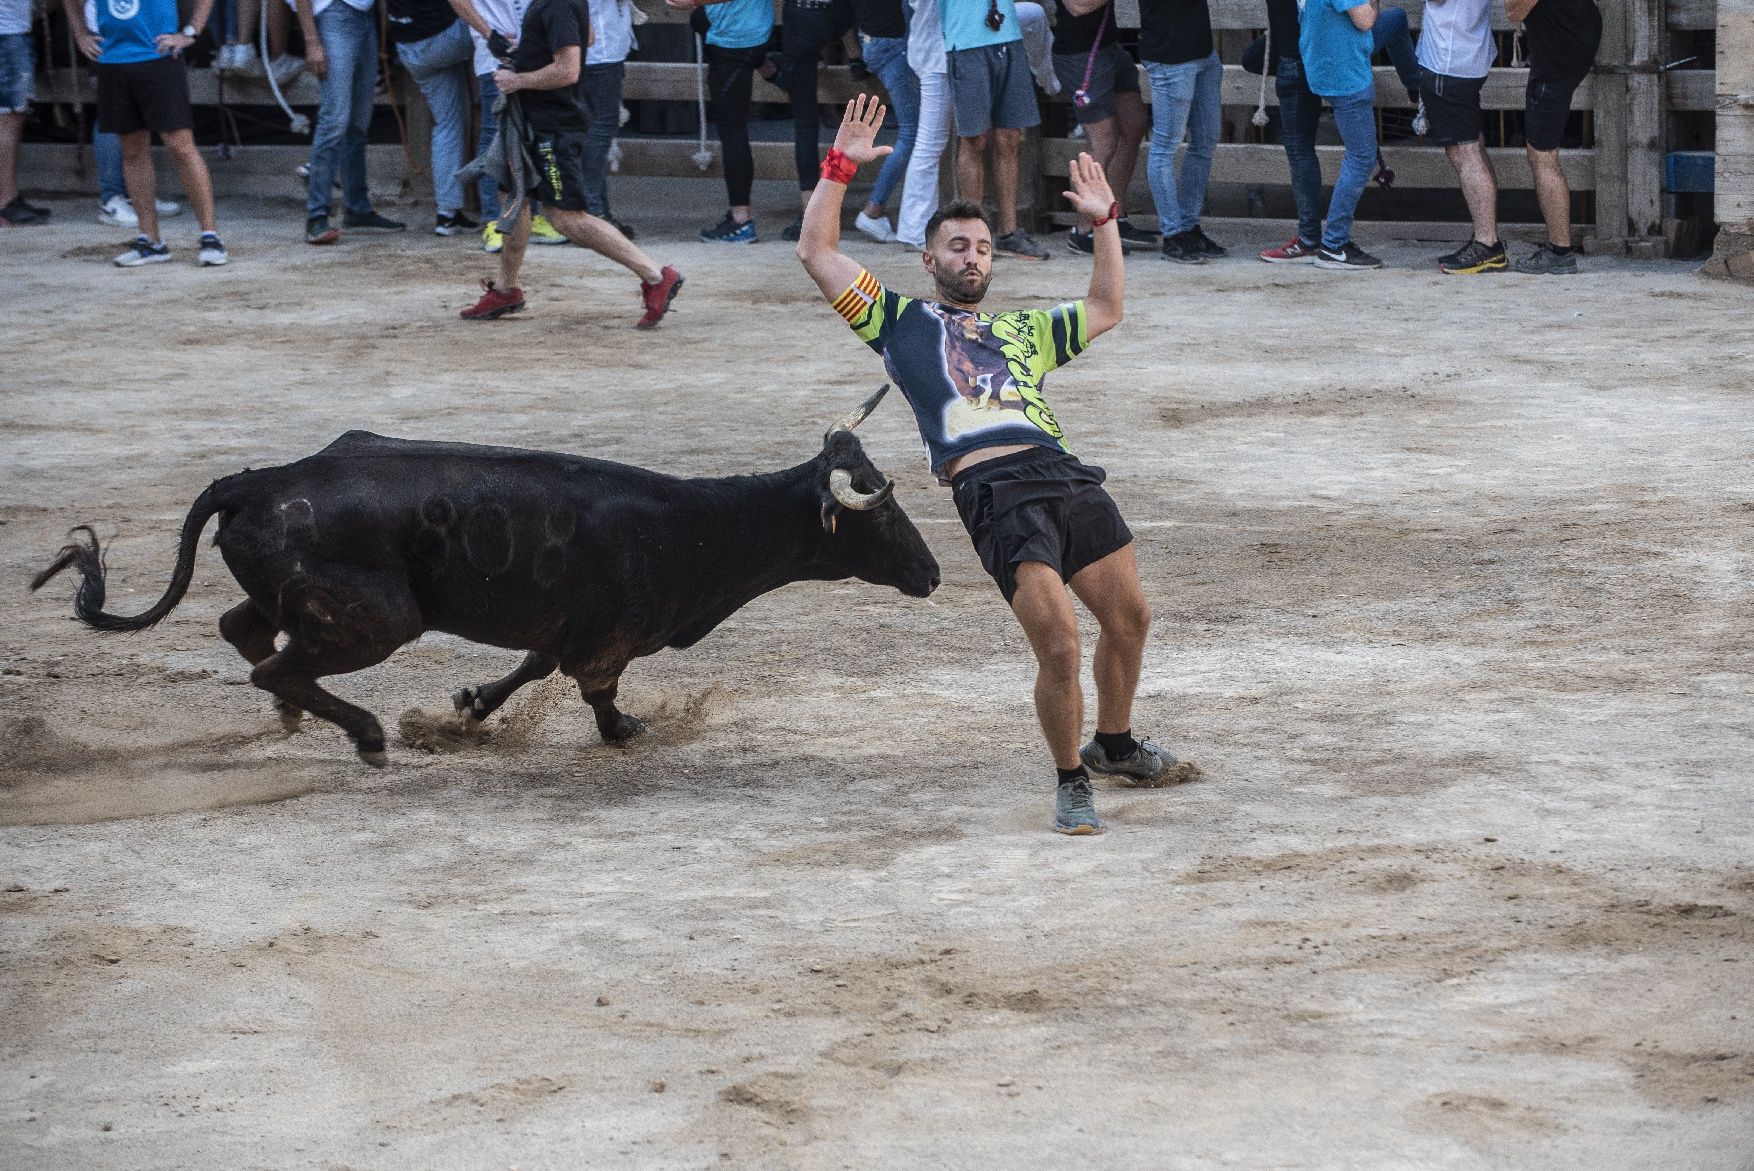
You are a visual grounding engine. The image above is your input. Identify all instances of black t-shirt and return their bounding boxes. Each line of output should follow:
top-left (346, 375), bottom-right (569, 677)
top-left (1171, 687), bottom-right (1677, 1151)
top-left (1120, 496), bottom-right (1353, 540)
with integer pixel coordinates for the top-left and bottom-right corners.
top-left (511, 0), bottom-right (590, 133)
top-left (386, 0), bottom-right (457, 45)
top-left (1051, 1), bottom-right (1112, 57)
top-left (1264, 0), bottom-right (1301, 64)
top-left (1137, 0), bottom-right (1213, 66)
top-left (1524, 0), bottom-right (1602, 85)
top-left (853, 0), bottom-right (904, 39)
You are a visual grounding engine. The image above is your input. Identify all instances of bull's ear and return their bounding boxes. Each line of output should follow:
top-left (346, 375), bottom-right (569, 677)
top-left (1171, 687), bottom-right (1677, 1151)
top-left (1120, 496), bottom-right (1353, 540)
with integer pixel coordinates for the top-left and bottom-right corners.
top-left (820, 499), bottom-right (839, 535)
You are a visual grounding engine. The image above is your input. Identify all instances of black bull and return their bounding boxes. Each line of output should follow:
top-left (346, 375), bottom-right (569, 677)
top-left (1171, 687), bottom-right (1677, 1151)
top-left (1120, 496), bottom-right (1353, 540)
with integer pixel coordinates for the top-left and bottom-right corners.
top-left (32, 388), bottom-right (941, 764)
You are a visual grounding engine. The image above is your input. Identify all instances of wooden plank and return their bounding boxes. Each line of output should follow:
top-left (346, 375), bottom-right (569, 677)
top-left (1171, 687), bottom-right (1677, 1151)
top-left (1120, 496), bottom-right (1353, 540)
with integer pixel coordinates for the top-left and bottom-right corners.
top-left (621, 61), bottom-right (878, 105)
top-left (1717, 1), bottom-right (1754, 229)
top-left (1625, 0), bottom-right (1666, 243)
top-left (1041, 139), bottom-right (1595, 189)
top-left (1667, 0), bottom-right (1718, 29)
top-left (36, 66), bottom-right (389, 108)
top-left (1593, 0), bottom-right (1631, 241)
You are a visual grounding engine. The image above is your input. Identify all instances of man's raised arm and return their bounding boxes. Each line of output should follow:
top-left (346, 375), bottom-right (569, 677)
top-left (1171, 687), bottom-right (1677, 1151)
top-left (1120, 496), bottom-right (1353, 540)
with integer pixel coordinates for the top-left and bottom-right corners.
top-left (1062, 152), bottom-right (1125, 339)
top-left (797, 96), bottom-right (893, 301)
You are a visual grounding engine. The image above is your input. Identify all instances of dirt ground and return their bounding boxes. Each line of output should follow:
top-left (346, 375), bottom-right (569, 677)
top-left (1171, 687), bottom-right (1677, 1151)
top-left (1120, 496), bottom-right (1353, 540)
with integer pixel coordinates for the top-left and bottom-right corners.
top-left (2, 190), bottom-right (1752, 1170)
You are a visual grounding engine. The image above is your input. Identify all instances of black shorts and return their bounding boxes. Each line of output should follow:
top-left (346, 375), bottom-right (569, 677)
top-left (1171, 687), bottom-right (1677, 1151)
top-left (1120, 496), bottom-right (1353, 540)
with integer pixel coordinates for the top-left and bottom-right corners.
top-left (1051, 44), bottom-right (1141, 126)
top-left (529, 131), bottom-right (590, 211)
top-left (96, 56), bottom-right (194, 137)
top-left (1418, 68), bottom-right (1484, 147)
top-left (951, 447), bottom-right (1134, 604)
top-left (1524, 75), bottom-right (1583, 152)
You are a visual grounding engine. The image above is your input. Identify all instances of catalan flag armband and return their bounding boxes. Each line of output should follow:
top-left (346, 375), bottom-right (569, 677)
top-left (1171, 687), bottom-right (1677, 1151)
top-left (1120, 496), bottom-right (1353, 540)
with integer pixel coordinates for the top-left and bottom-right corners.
top-left (832, 269), bottom-right (883, 326)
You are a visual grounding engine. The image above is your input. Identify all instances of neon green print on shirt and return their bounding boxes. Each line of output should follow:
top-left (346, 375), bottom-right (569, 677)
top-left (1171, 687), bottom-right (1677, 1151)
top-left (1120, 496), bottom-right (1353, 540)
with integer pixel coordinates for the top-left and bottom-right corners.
top-left (990, 313), bottom-right (1066, 444)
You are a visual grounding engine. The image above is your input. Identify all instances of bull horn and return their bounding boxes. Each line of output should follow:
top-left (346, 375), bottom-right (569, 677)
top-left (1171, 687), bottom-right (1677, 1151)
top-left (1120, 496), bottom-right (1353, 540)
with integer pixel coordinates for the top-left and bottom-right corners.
top-left (824, 384), bottom-right (890, 441)
top-left (829, 468), bottom-right (893, 511)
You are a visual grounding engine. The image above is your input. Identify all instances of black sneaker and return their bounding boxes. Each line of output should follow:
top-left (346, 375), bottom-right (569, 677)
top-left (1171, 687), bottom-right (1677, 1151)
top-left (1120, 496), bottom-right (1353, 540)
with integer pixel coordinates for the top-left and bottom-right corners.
top-left (434, 211), bottom-right (479, 236)
top-left (1070, 224), bottom-right (1150, 254)
top-left (1067, 227), bottom-right (1094, 255)
top-left (197, 231), bottom-right (229, 266)
top-left (113, 236), bottom-right (172, 267)
top-left (1437, 238), bottom-right (1508, 274)
top-left (1190, 225), bottom-right (1228, 258)
top-left (4, 195), bottom-right (49, 222)
top-left (306, 215), bottom-right (341, 245)
top-left (995, 228), bottom-right (1050, 261)
top-left (343, 210), bottom-right (407, 233)
top-left (699, 212), bottom-right (757, 244)
top-left (1053, 776), bottom-right (1103, 835)
top-left (1312, 241), bottom-right (1383, 271)
top-left (1513, 241), bottom-right (1579, 275)
top-left (781, 217), bottom-right (805, 242)
top-left (1162, 230), bottom-right (1207, 265)
top-left (1116, 218), bottom-right (1159, 249)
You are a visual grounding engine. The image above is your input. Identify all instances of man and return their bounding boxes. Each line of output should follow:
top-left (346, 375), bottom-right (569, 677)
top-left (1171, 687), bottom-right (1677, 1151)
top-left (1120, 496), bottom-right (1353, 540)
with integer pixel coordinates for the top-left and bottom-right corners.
top-left (1416, 0), bottom-right (1503, 273)
top-left (846, 0), bottom-right (917, 244)
top-left (1, 0), bottom-right (51, 226)
top-left (389, 0), bottom-right (477, 235)
top-left (579, 0), bottom-right (637, 234)
top-left (1138, 0), bottom-right (1224, 264)
top-left (1295, 0), bottom-right (1383, 270)
top-left (295, 0), bottom-right (408, 243)
top-left (943, 0), bottom-right (1050, 261)
top-left (1508, 0), bottom-right (1599, 274)
top-left (459, 0), bottom-right (683, 325)
top-left (664, 0), bottom-right (773, 244)
top-left (797, 96), bottom-right (1199, 835)
top-left (64, 0), bottom-right (228, 265)
top-left (775, 0), bottom-right (855, 242)
top-left (1051, 0), bottom-right (1154, 255)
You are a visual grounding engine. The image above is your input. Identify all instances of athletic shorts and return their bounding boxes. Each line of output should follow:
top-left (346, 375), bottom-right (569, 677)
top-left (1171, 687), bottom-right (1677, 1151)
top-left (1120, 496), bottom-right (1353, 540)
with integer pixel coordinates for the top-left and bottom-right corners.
top-left (1418, 67), bottom-right (1484, 147)
top-left (947, 41), bottom-right (1040, 137)
top-left (1524, 75), bottom-right (1583, 152)
top-left (951, 447), bottom-right (1133, 604)
top-left (1051, 43), bottom-right (1139, 126)
top-left (0, 32), bottom-right (33, 114)
top-left (529, 130), bottom-right (590, 212)
top-left (96, 56), bottom-right (194, 136)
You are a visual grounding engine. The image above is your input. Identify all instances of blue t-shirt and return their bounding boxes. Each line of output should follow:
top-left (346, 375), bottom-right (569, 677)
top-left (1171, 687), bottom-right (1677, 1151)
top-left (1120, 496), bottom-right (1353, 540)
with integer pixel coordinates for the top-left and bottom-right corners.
top-left (705, 0), bottom-right (772, 50)
top-left (941, 0), bottom-right (1020, 52)
top-left (97, 0), bottom-right (182, 64)
top-left (1297, 0), bottom-right (1372, 97)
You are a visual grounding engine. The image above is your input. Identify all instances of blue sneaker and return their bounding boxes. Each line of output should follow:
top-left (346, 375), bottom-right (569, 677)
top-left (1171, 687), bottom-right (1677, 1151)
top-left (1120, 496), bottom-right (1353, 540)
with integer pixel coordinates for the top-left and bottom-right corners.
top-left (699, 212), bottom-right (756, 244)
top-left (1054, 776), bottom-right (1103, 835)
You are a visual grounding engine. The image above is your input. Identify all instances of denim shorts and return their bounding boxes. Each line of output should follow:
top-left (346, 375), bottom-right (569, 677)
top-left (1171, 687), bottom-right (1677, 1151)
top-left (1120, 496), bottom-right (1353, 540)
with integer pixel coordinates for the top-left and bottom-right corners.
top-left (0, 32), bottom-right (33, 114)
top-left (947, 42), bottom-right (1040, 137)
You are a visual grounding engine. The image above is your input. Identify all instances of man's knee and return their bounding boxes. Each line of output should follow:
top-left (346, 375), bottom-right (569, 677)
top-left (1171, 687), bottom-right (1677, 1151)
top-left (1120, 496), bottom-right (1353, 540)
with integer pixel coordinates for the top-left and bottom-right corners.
top-left (960, 131), bottom-right (990, 153)
top-left (1103, 596), bottom-right (1151, 644)
top-left (993, 127), bottom-right (1021, 152)
top-left (1525, 142), bottom-right (1561, 172)
top-left (120, 131), bottom-right (152, 161)
top-left (1034, 628), bottom-right (1082, 680)
top-left (162, 130), bottom-right (199, 158)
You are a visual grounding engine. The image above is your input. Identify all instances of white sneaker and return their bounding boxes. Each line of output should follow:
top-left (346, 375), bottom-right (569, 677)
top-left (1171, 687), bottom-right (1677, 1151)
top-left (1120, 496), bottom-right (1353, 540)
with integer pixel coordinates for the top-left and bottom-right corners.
top-left (198, 232), bottom-right (228, 266)
top-left (156, 198), bottom-right (183, 217)
top-left (114, 236), bottom-right (172, 267)
top-left (98, 194), bottom-right (137, 227)
top-left (854, 211), bottom-right (896, 243)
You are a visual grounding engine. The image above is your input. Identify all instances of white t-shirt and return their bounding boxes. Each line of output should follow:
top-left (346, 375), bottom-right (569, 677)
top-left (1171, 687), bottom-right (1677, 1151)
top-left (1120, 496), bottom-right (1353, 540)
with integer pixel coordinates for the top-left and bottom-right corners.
top-left (906, 0), bottom-right (945, 76)
top-left (0, 0), bottom-right (32, 38)
top-left (468, 0), bottom-right (528, 75)
top-left (284, 0), bottom-right (375, 19)
top-left (587, 0), bottom-right (634, 66)
top-left (1415, 0), bottom-right (1495, 79)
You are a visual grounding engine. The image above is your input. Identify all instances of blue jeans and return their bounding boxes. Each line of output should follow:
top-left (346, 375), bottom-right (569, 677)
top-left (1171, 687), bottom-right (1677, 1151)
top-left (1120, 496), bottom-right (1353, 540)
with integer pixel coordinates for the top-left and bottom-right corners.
top-left (476, 70), bottom-right (500, 221)
top-left (306, 2), bottom-right (377, 220)
top-left (1322, 84), bottom-right (1377, 249)
top-left (1373, 7), bottom-right (1418, 95)
top-left (578, 61), bottom-right (624, 217)
top-left (1143, 50), bottom-right (1221, 237)
top-left (1276, 58), bottom-right (1322, 246)
top-left (95, 127), bottom-right (126, 202)
top-left (396, 20), bottom-right (472, 216)
top-left (861, 34), bottom-right (919, 211)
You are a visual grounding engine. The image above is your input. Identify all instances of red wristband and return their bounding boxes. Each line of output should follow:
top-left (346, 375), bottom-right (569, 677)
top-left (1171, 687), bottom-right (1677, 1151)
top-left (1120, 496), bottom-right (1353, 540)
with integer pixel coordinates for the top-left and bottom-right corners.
top-left (821, 148), bottom-right (858, 186)
top-left (1090, 201), bottom-right (1120, 229)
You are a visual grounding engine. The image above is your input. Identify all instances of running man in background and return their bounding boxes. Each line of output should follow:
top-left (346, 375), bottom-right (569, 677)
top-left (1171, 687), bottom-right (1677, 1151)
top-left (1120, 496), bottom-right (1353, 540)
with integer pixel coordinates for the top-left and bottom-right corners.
top-left (1507, 0), bottom-right (1599, 274)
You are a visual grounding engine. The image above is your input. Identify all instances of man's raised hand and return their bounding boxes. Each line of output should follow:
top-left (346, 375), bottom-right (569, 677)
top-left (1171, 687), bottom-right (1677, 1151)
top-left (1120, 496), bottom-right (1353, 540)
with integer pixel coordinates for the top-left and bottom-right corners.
top-left (832, 94), bottom-right (894, 167)
top-left (1061, 152), bottom-right (1118, 220)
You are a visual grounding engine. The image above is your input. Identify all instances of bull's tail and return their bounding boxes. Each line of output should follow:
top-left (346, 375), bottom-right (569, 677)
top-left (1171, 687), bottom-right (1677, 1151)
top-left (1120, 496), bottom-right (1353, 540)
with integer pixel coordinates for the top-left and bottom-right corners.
top-left (30, 484), bottom-right (224, 633)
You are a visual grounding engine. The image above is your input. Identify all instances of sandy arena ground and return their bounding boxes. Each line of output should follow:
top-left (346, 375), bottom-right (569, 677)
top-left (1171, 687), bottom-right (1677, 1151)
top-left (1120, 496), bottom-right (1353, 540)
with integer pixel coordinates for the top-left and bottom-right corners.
top-left (2, 190), bottom-right (1752, 1169)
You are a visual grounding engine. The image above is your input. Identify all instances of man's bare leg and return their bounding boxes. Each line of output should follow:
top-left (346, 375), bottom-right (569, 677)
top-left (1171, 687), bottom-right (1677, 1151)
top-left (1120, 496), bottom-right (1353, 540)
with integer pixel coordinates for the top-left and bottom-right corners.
top-left (544, 206), bottom-right (663, 283)
top-left (161, 130), bottom-right (218, 234)
top-left (992, 127), bottom-right (1022, 235)
top-left (1108, 91), bottom-right (1149, 214)
top-left (0, 112), bottom-right (24, 207)
top-left (957, 132), bottom-right (989, 206)
top-left (1526, 144), bottom-right (1571, 247)
top-left (1009, 561), bottom-right (1085, 770)
top-left (1447, 136), bottom-right (1499, 245)
top-left (498, 202), bottom-right (533, 288)
top-left (120, 130), bottom-right (160, 241)
top-left (1067, 544), bottom-right (1150, 736)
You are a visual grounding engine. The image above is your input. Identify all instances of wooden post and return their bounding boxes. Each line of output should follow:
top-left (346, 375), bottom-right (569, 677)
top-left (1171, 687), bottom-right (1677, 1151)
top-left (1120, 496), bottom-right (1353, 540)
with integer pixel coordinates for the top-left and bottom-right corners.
top-left (1624, 0), bottom-right (1667, 254)
top-left (1590, 0), bottom-right (1629, 247)
top-left (1704, 0), bottom-right (1754, 278)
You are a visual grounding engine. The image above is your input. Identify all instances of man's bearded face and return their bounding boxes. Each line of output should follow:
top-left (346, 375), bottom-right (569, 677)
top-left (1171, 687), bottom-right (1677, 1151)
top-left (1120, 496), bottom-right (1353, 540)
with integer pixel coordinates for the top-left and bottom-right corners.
top-left (924, 219), bottom-right (995, 305)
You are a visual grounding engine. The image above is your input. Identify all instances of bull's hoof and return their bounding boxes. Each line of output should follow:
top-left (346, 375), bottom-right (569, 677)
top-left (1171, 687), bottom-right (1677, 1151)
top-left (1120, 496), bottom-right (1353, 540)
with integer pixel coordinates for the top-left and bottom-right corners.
top-left (358, 748), bottom-right (389, 768)
top-left (274, 701), bottom-right (305, 734)
top-left (452, 686), bottom-right (488, 723)
top-left (603, 714), bottom-right (646, 743)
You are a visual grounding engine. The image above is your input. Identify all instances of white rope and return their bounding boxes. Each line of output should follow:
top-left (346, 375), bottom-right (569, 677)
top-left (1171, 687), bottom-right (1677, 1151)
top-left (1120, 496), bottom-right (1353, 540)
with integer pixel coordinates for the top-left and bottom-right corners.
top-left (1251, 24), bottom-right (1270, 127)
top-left (691, 32), bottom-right (714, 170)
top-left (1412, 97), bottom-right (1428, 136)
top-left (261, 8), bottom-right (310, 135)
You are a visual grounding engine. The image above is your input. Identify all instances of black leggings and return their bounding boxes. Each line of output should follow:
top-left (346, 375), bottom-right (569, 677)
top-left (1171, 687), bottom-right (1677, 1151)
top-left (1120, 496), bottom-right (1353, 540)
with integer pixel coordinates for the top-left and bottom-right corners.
top-left (781, 0), bottom-right (854, 192)
top-left (707, 43), bottom-right (766, 207)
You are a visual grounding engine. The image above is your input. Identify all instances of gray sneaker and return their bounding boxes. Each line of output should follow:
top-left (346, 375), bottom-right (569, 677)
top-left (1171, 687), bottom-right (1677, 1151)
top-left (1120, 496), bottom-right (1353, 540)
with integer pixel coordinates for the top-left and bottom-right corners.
top-left (1080, 736), bottom-right (1178, 787)
top-left (995, 228), bottom-right (1051, 261)
top-left (1513, 242), bottom-right (1579, 275)
top-left (1054, 776), bottom-right (1103, 835)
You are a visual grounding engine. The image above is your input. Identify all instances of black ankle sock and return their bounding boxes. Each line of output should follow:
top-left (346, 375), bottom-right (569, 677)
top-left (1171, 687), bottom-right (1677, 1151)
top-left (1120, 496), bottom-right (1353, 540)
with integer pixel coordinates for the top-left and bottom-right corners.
top-left (1549, 243), bottom-right (1575, 256)
top-left (1095, 730), bottom-right (1138, 760)
top-left (1056, 766), bottom-right (1088, 785)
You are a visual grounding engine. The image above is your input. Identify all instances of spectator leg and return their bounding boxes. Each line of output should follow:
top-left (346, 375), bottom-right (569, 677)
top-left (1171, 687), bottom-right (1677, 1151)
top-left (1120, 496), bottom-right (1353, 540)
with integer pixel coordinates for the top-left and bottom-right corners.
top-left (992, 126), bottom-right (1022, 235)
top-left (897, 69), bottom-right (950, 245)
top-left (1447, 136), bottom-right (1499, 245)
top-left (1277, 62), bottom-right (1323, 247)
top-left (95, 127), bottom-right (128, 203)
top-left (0, 111), bottom-right (22, 206)
top-left (161, 128), bottom-right (218, 233)
top-left (1176, 50), bottom-right (1222, 232)
top-left (579, 61), bottom-right (623, 218)
top-left (1526, 142), bottom-right (1571, 247)
top-left (476, 71), bottom-right (500, 223)
top-left (120, 129), bottom-right (159, 240)
top-left (1143, 60), bottom-right (1198, 237)
top-left (956, 131), bottom-right (989, 207)
top-left (1322, 86), bottom-right (1377, 250)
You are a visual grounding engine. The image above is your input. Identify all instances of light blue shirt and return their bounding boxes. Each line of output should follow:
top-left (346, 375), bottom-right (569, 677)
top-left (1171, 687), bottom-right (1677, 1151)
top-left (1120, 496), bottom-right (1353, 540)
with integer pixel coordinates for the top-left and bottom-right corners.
top-left (705, 0), bottom-right (773, 50)
top-left (941, 0), bottom-right (1019, 52)
top-left (1297, 0), bottom-right (1372, 97)
top-left (96, 0), bottom-right (183, 63)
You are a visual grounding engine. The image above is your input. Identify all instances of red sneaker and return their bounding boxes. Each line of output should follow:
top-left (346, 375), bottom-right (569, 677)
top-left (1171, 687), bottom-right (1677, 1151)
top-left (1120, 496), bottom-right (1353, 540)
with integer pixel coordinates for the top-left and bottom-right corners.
top-left (460, 278), bottom-right (525, 320)
top-left (635, 265), bottom-right (684, 330)
top-left (1259, 237), bottom-right (1317, 264)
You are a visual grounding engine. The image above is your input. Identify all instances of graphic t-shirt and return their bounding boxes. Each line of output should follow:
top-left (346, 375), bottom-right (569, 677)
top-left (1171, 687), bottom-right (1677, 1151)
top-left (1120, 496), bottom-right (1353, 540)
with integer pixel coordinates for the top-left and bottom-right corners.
top-left (835, 269), bottom-right (1087, 483)
top-left (941, 0), bottom-right (1019, 53)
top-left (705, 0), bottom-right (773, 50)
top-left (1297, 0), bottom-right (1371, 97)
top-left (1137, 0), bottom-right (1213, 66)
top-left (1416, 0), bottom-right (1494, 79)
top-left (511, 0), bottom-right (589, 133)
top-left (95, 0), bottom-right (181, 64)
top-left (1524, 0), bottom-right (1601, 86)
